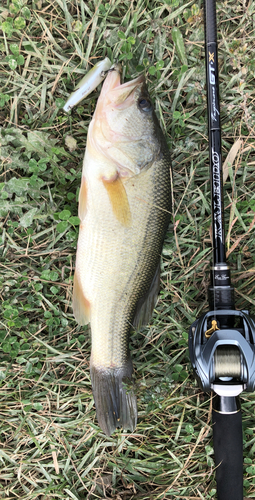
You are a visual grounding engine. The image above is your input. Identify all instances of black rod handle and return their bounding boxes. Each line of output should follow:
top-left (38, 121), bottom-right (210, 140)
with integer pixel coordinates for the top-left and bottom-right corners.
top-left (212, 396), bottom-right (243, 500)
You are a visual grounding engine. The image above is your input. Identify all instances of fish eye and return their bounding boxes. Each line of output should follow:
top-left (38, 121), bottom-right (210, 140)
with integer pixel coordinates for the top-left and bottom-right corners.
top-left (138, 97), bottom-right (152, 112)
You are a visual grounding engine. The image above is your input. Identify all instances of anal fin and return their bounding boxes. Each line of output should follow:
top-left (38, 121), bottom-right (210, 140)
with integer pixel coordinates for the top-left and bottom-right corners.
top-left (133, 262), bottom-right (161, 329)
top-left (72, 271), bottom-right (90, 325)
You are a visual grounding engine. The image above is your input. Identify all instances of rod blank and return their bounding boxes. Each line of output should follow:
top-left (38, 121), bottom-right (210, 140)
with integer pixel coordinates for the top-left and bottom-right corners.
top-left (204, 0), bottom-right (226, 266)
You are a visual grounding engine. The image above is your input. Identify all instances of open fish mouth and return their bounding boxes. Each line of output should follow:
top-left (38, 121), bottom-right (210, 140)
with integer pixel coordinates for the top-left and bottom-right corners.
top-left (99, 64), bottom-right (146, 107)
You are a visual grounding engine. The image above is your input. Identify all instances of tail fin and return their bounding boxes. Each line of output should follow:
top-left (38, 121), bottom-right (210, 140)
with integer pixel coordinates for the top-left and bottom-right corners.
top-left (90, 360), bottom-right (137, 436)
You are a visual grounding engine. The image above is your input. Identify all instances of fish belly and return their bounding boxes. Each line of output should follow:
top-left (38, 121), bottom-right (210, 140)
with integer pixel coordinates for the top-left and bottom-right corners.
top-left (74, 154), bottom-right (171, 435)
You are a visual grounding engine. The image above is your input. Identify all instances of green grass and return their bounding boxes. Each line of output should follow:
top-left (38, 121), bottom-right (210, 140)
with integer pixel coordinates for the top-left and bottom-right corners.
top-left (0, 0), bottom-right (255, 498)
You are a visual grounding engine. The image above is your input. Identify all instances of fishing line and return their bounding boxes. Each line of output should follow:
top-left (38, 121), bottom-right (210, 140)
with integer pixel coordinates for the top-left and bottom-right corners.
top-left (214, 345), bottom-right (241, 379)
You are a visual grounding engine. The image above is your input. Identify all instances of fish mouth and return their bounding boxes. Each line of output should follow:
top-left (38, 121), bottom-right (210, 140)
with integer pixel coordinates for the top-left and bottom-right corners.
top-left (101, 64), bottom-right (145, 106)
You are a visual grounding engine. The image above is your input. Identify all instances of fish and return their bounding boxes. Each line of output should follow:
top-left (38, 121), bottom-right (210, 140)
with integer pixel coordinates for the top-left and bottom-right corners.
top-left (73, 64), bottom-right (172, 436)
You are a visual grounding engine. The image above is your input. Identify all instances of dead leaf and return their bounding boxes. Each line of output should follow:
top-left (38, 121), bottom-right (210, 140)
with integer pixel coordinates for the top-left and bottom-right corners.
top-left (65, 135), bottom-right (77, 152)
top-left (50, 444), bottom-right (59, 474)
top-left (226, 213), bottom-right (255, 258)
top-left (94, 474), bottom-right (112, 488)
top-left (223, 138), bottom-right (243, 183)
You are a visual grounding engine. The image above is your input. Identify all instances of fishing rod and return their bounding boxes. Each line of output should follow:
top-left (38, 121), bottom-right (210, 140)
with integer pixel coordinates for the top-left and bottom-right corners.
top-left (188, 1), bottom-right (255, 499)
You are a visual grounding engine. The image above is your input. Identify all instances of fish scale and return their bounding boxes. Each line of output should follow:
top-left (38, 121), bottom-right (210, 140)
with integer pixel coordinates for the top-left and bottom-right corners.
top-left (88, 166), bottom-right (170, 365)
top-left (73, 65), bottom-right (171, 435)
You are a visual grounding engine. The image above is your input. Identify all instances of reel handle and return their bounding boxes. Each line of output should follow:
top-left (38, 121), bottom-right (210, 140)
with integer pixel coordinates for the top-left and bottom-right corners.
top-left (212, 396), bottom-right (243, 500)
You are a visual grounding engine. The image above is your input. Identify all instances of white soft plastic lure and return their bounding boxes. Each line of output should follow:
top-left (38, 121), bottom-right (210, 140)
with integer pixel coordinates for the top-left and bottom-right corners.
top-left (63, 57), bottom-right (112, 112)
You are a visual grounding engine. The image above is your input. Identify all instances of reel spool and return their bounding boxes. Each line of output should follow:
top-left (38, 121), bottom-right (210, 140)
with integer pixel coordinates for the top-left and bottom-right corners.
top-left (214, 345), bottom-right (241, 380)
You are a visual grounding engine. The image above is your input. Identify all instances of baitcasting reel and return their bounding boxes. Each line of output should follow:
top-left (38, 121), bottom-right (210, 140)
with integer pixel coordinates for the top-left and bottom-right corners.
top-left (189, 293), bottom-right (255, 500)
top-left (189, 308), bottom-right (255, 399)
top-left (189, 264), bottom-right (255, 500)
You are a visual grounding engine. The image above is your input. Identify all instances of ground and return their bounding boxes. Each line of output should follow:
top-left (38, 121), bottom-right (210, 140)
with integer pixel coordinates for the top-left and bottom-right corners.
top-left (0, 0), bottom-right (255, 498)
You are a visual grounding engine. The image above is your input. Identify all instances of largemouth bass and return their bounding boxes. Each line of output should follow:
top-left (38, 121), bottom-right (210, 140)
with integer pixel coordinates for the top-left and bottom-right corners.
top-left (73, 65), bottom-right (171, 436)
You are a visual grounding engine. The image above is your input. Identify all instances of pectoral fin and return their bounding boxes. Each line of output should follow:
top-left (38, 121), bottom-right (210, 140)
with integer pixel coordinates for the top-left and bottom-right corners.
top-left (102, 176), bottom-right (131, 226)
top-left (133, 262), bottom-right (161, 329)
top-left (72, 271), bottom-right (90, 325)
top-left (78, 176), bottom-right (88, 221)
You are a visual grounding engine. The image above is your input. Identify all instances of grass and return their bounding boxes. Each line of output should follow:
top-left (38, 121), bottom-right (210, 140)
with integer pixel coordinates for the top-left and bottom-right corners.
top-left (0, 0), bottom-right (255, 498)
